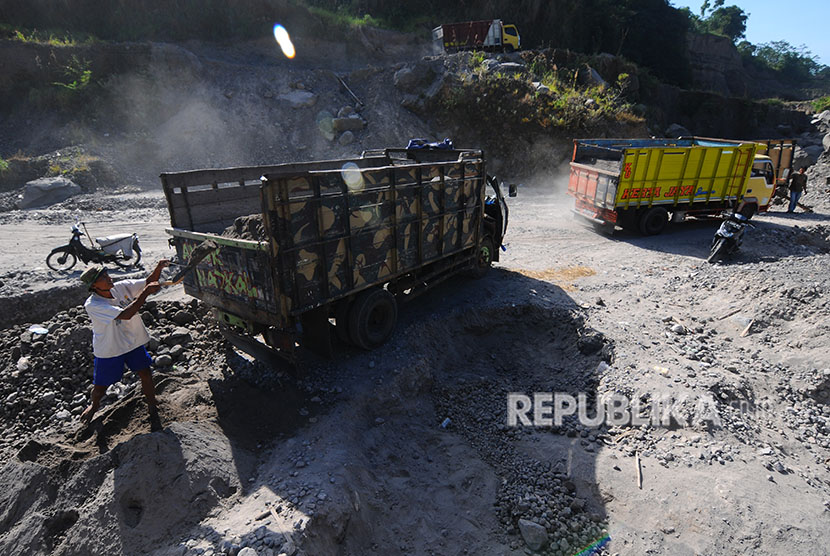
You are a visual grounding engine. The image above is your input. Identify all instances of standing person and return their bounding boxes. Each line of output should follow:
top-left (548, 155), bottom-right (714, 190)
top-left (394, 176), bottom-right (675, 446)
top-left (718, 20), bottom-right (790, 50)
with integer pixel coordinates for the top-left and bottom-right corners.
top-left (788, 166), bottom-right (808, 213)
top-left (79, 260), bottom-right (169, 430)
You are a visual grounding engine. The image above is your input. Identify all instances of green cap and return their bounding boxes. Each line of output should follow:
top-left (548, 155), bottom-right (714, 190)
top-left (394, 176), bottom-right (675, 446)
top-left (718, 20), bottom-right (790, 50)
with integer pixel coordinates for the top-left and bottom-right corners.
top-left (80, 266), bottom-right (105, 289)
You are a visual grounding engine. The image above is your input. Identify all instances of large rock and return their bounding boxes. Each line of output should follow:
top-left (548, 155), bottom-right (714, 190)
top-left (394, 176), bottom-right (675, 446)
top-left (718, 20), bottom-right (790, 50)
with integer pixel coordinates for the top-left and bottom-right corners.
top-left (665, 123), bottom-right (692, 138)
top-left (823, 132), bottom-right (830, 153)
top-left (277, 90), bottom-right (317, 108)
top-left (17, 177), bottom-right (81, 209)
top-left (576, 65), bottom-right (607, 88)
top-left (796, 145), bottom-right (823, 166)
top-left (332, 117), bottom-right (364, 132)
top-left (393, 62), bottom-right (437, 92)
top-left (811, 110), bottom-right (830, 130)
top-left (338, 130), bottom-right (355, 146)
top-left (518, 518), bottom-right (548, 551)
top-left (492, 62), bottom-right (528, 76)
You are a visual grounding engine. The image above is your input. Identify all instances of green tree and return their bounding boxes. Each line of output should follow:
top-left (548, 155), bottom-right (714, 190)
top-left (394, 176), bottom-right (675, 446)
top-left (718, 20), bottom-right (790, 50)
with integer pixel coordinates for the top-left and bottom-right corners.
top-left (754, 40), bottom-right (820, 81)
top-left (704, 5), bottom-right (746, 42)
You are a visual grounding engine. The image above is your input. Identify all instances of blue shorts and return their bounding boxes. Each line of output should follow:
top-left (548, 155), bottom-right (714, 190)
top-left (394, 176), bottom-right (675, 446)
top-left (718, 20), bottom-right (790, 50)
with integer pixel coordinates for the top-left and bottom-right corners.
top-left (93, 346), bottom-right (153, 386)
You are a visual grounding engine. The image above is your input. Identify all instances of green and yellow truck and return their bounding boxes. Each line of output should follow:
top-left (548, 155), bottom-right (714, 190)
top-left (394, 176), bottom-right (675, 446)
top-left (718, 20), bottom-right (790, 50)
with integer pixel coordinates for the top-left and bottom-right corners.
top-left (162, 147), bottom-right (514, 361)
top-left (567, 137), bottom-right (795, 235)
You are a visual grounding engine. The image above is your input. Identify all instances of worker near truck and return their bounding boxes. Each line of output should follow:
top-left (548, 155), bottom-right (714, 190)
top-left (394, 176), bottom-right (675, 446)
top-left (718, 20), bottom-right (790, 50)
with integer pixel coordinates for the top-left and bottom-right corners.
top-left (79, 260), bottom-right (169, 430)
top-left (788, 166), bottom-right (808, 213)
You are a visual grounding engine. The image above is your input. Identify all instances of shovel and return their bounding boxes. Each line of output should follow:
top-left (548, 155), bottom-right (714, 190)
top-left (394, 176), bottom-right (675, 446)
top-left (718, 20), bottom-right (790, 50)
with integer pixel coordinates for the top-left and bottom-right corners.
top-left (161, 239), bottom-right (218, 286)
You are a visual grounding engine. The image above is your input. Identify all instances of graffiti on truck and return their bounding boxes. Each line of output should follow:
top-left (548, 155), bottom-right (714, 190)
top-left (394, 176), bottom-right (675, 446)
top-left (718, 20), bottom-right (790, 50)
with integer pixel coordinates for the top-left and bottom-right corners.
top-left (182, 242), bottom-right (221, 267)
top-left (182, 241), bottom-right (261, 299)
top-left (621, 185), bottom-right (729, 201)
top-left (194, 267), bottom-right (260, 299)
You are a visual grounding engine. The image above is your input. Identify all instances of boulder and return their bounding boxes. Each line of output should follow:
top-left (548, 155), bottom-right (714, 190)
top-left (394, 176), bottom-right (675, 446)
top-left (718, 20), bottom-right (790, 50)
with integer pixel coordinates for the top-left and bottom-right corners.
top-left (277, 90), bottom-right (317, 108)
top-left (810, 110), bottom-right (830, 129)
top-left (17, 177), bottom-right (81, 209)
top-left (332, 117), bottom-right (364, 133)
top-left (577, 65), bottom-right (607, 88)
top-left (163, 327), bottom-right (192, 346)
top-left (492, 62), bottom-right (527, 76)
top-left (796, 145), bottom-right (823, 166)
top-left (400, 94), bottom-right (425, 113)
top-left (393, 62), bottom-right (436, 92)
top-left (338, 131), bottom-right (355, 146)
top-left (171, 310), bottom-right (195, 325)
top-left (518, 519), bottom-right (548, 551)
top-left (823, 132), bottom-right (830, 153)
top-left (154, 354), bottom-right (173, 367)
top-left (665, 123), bottom-right (692, 138)
top-left (532, 82), bottom-right (551, 95)
top-left (337, 106), bottom-right (355, 118)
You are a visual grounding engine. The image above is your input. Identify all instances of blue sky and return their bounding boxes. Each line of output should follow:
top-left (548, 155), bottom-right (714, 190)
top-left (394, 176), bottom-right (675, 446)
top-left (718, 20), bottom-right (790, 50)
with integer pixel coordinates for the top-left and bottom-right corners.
top-left (669, 0), bottom-right (829, 65)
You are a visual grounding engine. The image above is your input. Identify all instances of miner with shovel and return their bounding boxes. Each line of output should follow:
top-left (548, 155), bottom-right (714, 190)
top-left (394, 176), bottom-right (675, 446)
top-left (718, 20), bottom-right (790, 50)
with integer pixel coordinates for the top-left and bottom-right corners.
top-left (79, 260), bottom-right (169, 431)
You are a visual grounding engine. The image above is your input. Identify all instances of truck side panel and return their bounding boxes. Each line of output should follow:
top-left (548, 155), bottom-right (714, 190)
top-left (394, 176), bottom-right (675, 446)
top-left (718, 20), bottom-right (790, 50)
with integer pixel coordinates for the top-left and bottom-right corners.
top-left (615, 144), bottom-right (755, 209)
top-left (265, 157), bottom-right (485, 315)
top-left (441, 20), bottom-right (496, 49)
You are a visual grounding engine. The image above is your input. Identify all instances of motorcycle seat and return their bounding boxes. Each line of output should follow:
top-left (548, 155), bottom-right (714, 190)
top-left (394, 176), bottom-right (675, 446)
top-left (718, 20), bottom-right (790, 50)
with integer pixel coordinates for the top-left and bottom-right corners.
top-left (96, 234), bottom-right (132, 247)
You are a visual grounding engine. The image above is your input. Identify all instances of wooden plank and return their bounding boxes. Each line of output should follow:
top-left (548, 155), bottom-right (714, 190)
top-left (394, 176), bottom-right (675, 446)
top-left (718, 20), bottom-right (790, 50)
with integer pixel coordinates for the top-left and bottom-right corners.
top-left (187, 198), bottom-right (266, 228)
top-left (160, 158), bottom-right (392, 189)
top-left (168, 186), bottom-right (261, 210)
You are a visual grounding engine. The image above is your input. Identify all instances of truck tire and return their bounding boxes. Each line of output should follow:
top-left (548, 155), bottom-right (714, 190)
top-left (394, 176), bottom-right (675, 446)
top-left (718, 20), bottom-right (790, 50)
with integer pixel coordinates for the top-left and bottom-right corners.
top-left (335, 298), bottom-right (353, 346)
top-left (638, 207), bottom-right (669, 235)
top-left (470, 236), bottom-right (495, 278)
top-left (348, 288), bottom-right (398, 350)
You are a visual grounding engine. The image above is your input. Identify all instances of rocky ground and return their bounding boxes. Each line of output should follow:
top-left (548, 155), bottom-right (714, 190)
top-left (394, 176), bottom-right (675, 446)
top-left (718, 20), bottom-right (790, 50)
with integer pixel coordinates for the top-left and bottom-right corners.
top-left (1, 33), bottom-right (830, 556)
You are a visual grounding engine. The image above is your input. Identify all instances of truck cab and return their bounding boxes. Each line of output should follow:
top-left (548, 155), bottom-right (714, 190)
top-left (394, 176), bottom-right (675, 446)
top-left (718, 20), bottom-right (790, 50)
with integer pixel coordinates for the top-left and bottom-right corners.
top-left (502, 24), bottom-right (520, 51)
top-left (745, 155), bottom-right (777, 211)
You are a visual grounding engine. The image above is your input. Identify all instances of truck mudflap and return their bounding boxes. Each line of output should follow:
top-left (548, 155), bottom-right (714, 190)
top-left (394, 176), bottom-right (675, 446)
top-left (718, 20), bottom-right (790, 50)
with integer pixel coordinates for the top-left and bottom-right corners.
top-left (573, 199), bottom-right (617, 225)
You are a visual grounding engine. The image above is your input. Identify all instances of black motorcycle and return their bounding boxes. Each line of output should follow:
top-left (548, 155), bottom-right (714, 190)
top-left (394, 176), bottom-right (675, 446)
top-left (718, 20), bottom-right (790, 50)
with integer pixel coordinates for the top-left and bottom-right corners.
top-left (707, 212), bottom-right (753, 263)
top-left (46, 222), bottom-right (142, 272)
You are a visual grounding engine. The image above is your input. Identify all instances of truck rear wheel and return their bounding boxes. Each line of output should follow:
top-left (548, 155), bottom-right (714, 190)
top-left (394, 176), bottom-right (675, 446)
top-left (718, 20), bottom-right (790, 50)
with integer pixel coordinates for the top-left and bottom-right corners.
top-left (348, 288), bottom-right (398, 350)
top-left (470, 236), bottom-right (495, 278)
top-left (639, 207), bottom-right (669, 235)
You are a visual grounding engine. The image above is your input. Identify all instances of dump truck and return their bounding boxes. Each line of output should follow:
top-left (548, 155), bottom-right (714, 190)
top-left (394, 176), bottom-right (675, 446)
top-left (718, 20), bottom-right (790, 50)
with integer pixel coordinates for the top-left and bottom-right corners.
top-left (162, 147), bottom-right (515, 362)
top-left (567, 137), bottom-right (794, 235)
top-left (432, 20), bottom-right (521, 53)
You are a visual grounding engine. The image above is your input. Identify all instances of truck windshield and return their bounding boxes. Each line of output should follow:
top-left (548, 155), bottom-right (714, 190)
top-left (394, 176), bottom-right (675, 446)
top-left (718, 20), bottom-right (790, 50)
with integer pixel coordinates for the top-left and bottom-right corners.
top-left (751, 162), bottom-right (774, 184)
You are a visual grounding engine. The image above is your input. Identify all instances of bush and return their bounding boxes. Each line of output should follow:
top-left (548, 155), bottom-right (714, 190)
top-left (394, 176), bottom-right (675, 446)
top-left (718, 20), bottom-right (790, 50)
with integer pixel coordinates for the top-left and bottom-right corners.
top-left (812, 95), bottom-right (830, 113)
top-left (437, 52), bottom-right (642, 133)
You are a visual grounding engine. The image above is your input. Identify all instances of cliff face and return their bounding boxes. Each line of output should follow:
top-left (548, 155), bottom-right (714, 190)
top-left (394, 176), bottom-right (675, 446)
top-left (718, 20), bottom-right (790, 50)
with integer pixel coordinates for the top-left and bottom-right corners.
top-left (685, 32), bottom-right (793, 100)
top-left (642, 84), bottom-right (810, 138)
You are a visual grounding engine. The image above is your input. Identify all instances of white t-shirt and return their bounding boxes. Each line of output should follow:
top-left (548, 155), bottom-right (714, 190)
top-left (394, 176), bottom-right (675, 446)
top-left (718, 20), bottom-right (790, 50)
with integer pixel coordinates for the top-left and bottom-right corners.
top-left (85, 279), bottom-right (151, 358)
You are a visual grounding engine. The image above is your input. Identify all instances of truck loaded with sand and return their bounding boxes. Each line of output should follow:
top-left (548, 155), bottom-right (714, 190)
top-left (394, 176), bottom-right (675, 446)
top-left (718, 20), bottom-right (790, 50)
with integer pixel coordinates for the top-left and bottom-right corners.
top-left (162, 146), bottom-right (515, 362)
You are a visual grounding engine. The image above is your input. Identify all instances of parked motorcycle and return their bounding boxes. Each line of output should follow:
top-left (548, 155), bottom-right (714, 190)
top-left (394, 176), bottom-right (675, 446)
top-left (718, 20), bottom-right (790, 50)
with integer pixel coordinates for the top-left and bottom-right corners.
top-left (707, 211), bottom-right (753, 263)
top-left (46, 222), bottom-right (142, 272)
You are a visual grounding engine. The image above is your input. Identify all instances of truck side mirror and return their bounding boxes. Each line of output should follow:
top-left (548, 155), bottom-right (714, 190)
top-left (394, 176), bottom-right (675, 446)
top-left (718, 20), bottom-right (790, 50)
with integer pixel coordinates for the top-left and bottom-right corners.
top-left (508, 183), bottom-right (518, 197)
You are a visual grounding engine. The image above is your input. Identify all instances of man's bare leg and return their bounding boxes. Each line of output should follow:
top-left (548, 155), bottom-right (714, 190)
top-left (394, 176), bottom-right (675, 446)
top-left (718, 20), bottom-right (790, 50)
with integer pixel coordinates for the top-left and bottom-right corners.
top-left (137, 368), bottom-right (162, 431)
top-left (136, 368), bottom-right (158, 410)
top-left (80, 385), bottom-right (107, 424)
